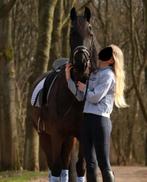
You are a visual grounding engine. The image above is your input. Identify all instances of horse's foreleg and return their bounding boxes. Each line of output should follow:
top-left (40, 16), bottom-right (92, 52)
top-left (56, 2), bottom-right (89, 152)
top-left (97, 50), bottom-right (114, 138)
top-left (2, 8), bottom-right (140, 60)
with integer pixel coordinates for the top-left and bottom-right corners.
top-left (48, 134), bottom-right (64, 182)
top-left (61, 136), bottom-right (75, 182)
top-left (39, 133), bottom-right (62, 182)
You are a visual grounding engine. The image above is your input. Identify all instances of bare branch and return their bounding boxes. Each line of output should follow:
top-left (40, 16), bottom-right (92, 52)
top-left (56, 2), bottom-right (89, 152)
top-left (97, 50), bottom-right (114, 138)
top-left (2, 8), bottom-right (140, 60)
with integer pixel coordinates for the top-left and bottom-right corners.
top-left (77, 0), bottom-right (91, 11)
top-left (124, 0), bottom-right (130, 10)
top-left (61, 0), bottom-right (76, 28)
top-left (91, 0), bottom-right (105, 31)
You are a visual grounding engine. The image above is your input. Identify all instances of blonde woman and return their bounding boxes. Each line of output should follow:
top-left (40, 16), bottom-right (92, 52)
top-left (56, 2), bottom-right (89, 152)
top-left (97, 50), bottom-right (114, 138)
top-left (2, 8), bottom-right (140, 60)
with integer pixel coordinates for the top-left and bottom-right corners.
top-left (65, 44), bottom-right (128, 182)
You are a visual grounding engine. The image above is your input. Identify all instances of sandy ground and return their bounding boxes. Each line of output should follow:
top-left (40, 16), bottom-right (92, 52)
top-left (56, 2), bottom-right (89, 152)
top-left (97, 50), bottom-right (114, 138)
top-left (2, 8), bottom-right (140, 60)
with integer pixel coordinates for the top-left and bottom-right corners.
top-left (30, 166), bottom-right (147, 182)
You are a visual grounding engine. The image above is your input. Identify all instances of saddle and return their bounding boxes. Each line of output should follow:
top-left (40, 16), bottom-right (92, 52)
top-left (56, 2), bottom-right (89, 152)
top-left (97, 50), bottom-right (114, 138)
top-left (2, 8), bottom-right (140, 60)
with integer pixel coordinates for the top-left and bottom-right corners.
top-left (42, 71), bottom-right (58, 105)
top-left (31, 58), bottom-right (69, 107)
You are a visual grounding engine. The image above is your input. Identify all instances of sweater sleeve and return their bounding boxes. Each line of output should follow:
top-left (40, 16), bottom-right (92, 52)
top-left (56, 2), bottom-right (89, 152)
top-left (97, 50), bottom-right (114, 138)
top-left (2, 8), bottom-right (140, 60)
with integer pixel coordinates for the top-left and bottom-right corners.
top-left (85, 72), bottom-right (114, 104)
top-left (67, 78), bottom-right (84, 101)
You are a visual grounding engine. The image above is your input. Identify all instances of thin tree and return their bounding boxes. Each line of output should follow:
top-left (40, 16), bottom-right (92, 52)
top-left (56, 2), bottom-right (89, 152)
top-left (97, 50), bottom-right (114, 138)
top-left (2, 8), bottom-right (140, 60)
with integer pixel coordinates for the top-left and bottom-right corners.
top-left (0, 0), bottom-right (19, 170)
top-left (24, 0), bottom-right (58, 170)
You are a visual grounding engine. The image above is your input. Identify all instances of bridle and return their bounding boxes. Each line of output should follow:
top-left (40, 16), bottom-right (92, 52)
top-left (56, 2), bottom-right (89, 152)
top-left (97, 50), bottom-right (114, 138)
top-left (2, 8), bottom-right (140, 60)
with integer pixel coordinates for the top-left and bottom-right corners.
top-left (72, 45), bottom-right (91, 71)
top-left (71, 32), bottom-right (94, 74)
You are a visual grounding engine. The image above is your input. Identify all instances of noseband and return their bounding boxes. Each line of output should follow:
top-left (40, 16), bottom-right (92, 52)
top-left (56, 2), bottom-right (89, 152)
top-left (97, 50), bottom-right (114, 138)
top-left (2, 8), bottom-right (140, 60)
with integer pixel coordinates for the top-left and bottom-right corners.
top-left (72, 45), bottom-right (91, 71)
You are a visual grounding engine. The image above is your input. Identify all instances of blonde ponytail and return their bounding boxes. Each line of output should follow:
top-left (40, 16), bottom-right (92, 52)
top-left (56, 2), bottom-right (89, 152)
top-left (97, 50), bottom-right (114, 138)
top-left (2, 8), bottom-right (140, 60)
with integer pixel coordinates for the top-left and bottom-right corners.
top-left (110, 44), bottom-right (128, 108)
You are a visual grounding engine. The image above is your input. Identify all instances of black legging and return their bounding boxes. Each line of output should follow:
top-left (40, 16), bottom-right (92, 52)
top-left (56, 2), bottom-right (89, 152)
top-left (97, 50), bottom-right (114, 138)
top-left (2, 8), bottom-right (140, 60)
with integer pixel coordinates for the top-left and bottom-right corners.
top-left (80, 113), bottom-right (114, 182)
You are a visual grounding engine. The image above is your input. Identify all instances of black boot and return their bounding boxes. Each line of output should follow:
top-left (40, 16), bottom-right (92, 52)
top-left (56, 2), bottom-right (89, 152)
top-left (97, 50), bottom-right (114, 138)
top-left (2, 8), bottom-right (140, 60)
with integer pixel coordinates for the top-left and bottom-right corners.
top-left (87, 172), bottom-right (98, 182)
top-left (102, 170), bottom-right (115, 182)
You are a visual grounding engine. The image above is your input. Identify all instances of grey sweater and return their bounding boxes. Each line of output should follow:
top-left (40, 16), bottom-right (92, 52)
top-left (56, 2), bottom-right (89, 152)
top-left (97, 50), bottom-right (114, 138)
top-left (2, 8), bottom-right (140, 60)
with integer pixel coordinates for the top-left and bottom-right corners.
top-left (67, 66), bottom-right (115, 118)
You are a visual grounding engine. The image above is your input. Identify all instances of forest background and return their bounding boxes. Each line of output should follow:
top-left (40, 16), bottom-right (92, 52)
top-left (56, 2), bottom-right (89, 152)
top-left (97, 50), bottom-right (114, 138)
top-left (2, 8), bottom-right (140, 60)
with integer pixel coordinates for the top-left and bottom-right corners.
top-left (0, 0), bottom-right (147, 172)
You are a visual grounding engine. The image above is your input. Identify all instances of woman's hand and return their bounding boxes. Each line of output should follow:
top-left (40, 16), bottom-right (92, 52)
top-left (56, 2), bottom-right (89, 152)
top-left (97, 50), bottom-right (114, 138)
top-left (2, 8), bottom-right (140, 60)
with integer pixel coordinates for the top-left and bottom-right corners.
top-left (65, 63), bottom-right (72, 81)
top-left (77, 81), bottom-right (86, 92)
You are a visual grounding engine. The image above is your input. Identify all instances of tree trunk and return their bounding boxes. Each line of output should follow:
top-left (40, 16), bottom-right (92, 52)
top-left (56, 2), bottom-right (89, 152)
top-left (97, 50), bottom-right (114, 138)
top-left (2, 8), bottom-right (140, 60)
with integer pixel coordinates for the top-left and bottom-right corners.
top-left (129, 0), bottom-right (147, 124)
top-left (104, 0), bottom-right (109, 46)
top-left (0, 0), bottom-right (19, 170)
top-left (34, 0), bottom-right (58, 74)
top-left (62, 21), bottom-right (70, 58)
top-left (142, 0), bottom-right (147, 166)
top-left (49, 0), bottom-right (64, 68)
top-left (142, 0), bottom-right (147, 88)
top-left (23, 0), bottom-right (58, 170)
top-left (145, 132), bottom-right (147, 166)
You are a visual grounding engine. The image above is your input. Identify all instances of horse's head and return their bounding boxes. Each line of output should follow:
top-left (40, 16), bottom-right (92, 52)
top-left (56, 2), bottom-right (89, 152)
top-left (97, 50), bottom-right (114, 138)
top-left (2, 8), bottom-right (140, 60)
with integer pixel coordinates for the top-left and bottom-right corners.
top-left (70, 7), bottom-right (98, 82)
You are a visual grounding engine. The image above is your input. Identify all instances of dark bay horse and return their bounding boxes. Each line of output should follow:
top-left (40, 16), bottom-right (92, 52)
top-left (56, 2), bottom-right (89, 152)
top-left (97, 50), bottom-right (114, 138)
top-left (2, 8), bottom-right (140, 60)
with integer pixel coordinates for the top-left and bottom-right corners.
top-left (32, 7), bottom-right (99, 181)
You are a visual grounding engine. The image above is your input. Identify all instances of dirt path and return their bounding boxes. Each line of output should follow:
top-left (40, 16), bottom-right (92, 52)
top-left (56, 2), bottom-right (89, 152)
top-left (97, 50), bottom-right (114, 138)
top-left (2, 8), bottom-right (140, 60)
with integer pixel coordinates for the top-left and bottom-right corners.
top-left (112, 166), bottom-right (147, 182)
top-left (30, 166), bottom-right (147, 182)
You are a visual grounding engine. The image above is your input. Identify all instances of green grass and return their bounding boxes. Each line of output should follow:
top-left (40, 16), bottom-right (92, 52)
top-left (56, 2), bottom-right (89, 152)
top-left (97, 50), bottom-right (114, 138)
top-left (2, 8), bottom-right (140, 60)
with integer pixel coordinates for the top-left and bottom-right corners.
top-left (0, 170), bottom-right (48, 182)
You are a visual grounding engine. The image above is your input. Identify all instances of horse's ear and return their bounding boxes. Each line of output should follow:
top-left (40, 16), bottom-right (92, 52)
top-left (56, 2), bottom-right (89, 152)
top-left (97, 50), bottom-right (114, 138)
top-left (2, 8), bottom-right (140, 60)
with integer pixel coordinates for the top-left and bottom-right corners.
top-left (70, 7), bottom-right (77, 21)
top-left (84, 7), bottom-right (91, 22)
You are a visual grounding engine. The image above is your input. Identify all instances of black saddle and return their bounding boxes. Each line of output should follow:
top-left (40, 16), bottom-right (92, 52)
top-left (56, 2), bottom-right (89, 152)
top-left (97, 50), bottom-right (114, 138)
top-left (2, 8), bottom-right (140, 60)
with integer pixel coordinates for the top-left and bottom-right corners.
top-left (42, 58), bottom-right (69, 105)
top-left (42, 71), bottom-right (58, 105)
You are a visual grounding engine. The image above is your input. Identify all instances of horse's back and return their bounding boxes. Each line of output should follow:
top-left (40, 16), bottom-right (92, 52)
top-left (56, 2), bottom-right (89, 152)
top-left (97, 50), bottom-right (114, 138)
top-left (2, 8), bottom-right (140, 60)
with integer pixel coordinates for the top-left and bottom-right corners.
top-left (31, 58), bottom-right (69, 107)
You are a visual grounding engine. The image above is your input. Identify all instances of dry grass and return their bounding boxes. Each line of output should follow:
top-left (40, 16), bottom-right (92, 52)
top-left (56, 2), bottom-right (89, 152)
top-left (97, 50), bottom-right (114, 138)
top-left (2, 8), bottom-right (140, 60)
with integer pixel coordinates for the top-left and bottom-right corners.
top-left (0, 166), bottom-right (146, 182)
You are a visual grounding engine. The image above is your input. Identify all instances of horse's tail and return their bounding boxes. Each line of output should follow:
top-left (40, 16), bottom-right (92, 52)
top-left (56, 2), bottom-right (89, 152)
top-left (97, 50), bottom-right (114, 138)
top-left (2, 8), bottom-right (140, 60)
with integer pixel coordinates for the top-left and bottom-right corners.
top-left (35, 106), bottom-right (46, 134)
